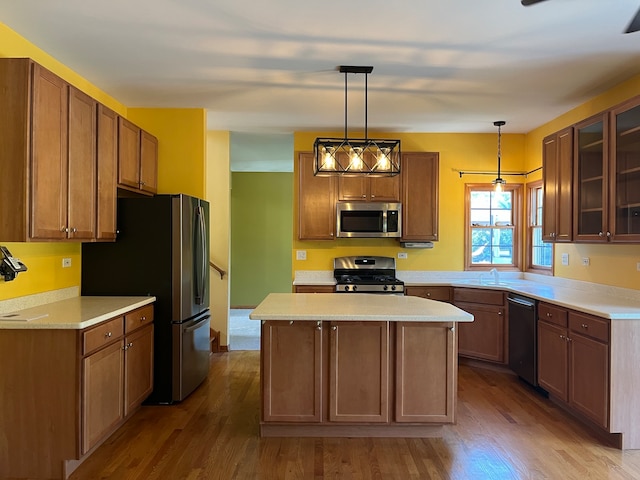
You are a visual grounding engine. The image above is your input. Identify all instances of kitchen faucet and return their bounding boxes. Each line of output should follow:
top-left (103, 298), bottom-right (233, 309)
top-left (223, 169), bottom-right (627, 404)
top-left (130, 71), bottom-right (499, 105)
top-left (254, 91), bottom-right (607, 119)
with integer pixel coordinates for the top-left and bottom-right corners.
top-left (489, 268), bottom-right (500, 285)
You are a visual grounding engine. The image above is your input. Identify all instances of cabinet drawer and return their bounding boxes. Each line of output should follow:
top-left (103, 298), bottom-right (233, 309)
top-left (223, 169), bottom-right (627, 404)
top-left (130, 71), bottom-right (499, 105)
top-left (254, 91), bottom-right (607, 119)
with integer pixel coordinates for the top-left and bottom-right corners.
top-left (453, 288), bottom-right (503, 305)
top-left (538, 303), bottom-right (568, 327)
top-left (405, 286), bottom-right (451, 302)
top-left (125, 304), bottom-right (154, 334)
top-left (83, 316), bottom-right (124, 355)
top-left (569, 312), bottom-right (609, 343)
top-left (294, 285), bottom-right (335, 293)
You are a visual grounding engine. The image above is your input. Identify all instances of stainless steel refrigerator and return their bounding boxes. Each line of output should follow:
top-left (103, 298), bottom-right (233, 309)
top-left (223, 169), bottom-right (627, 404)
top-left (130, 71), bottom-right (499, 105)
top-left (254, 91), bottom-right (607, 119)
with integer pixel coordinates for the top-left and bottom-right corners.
top-left (82, 194), bottom-right (211, 404)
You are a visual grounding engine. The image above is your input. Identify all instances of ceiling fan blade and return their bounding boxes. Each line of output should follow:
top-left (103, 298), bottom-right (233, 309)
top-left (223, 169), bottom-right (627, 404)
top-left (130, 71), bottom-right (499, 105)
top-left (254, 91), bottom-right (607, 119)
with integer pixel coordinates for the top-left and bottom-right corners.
top-left (625, 7), bottom-right (640, 33)
top-left (521, 0), bottom-right (549, 6)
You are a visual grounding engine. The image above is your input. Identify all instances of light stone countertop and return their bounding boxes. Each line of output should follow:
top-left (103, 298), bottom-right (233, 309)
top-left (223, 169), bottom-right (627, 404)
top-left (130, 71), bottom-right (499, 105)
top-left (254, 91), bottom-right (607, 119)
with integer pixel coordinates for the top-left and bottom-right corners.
top-left (0, 295), bottom-right (156, 330)
top-left (293, 270), bottom-right (640, 320)
top-left (249, 293), bottom-right (474, 323)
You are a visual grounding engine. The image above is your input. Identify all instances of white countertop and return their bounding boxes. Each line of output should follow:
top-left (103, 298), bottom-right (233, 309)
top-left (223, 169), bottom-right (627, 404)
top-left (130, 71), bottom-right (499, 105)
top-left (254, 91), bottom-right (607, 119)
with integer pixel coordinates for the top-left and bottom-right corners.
top-left (0, 296), bottom-right (156, 330)
top-left (249, 293), bottom-right (474, 323)
top-left (293, 270), bottom-right (640, 320)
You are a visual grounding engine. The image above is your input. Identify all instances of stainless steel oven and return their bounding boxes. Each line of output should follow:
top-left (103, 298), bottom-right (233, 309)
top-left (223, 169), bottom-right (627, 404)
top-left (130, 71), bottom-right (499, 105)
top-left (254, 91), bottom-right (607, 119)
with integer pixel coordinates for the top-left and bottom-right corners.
top-left (334, 256), bottom-right (405, 294)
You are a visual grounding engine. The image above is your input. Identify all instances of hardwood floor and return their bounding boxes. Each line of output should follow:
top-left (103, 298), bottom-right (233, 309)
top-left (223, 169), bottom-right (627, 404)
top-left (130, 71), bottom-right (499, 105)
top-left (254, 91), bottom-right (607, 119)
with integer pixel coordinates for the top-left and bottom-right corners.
top-left (69, 352), bottom-right (640, 480)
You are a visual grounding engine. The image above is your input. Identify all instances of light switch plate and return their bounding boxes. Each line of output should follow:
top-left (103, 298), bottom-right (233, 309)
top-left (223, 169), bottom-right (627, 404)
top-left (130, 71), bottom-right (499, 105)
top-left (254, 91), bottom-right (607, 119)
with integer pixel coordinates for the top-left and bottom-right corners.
top-left (398, 252), bottom-right (408, 259)
top-left (296, 250), bottom-right (307, 261)
top-left (561, 253), bottom-right (569, 266)
top-left (62, 258), bottom-right (72, 268)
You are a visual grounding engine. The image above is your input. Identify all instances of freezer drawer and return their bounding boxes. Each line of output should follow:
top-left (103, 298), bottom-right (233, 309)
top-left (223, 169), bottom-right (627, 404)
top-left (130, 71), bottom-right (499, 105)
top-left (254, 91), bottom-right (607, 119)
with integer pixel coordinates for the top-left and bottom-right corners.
top-left (172, 312), bottom-right (211, 402)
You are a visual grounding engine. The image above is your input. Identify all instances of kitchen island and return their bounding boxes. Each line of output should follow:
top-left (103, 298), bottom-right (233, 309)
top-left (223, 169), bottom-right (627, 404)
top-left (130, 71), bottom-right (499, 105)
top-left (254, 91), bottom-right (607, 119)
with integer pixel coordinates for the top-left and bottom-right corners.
top-left (250, 293), bottom-right (473, 437)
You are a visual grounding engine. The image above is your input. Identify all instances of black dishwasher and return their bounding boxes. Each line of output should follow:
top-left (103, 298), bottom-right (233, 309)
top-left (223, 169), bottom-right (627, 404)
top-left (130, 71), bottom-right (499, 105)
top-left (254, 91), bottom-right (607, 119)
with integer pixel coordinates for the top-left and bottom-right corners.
top-left (507, 294), bottom-right (538, 387)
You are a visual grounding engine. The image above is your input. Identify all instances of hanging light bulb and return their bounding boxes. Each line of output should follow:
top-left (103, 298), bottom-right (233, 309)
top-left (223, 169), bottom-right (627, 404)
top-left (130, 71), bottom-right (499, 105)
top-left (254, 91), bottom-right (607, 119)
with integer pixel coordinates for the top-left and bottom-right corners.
top-left (349, 146), bottom-right (364, 171)
top-left (492, 121), bottom-right (506, 193)
top-left (321, 146), bottom-right (336, 171)
top-left (375, 147), bottom-right (391, 171)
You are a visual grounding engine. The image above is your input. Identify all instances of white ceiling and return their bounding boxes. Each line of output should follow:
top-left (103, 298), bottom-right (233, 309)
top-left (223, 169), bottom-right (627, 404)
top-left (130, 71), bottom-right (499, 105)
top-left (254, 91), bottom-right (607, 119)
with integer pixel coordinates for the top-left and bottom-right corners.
top-left (1, 0), bottom-right (640, 136)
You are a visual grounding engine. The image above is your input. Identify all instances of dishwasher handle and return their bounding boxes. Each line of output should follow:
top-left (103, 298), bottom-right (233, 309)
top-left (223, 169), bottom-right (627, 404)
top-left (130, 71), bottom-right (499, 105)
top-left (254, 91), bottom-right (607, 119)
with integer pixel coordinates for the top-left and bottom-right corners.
top-left (507, 296), bottom-right (536, 309)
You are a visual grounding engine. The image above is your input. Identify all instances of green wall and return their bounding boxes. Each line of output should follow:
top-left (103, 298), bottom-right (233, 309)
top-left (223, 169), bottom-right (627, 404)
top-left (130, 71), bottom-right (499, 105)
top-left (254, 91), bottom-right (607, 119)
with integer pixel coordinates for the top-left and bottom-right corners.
top-left (230, 172), bottom-right (293, 307)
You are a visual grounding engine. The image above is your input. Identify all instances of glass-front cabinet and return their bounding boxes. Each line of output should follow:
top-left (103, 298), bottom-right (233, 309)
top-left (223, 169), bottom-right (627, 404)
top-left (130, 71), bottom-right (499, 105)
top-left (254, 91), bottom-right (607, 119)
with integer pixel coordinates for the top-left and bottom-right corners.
top-left (610, 97), bottom-right (640, 242)
top-left (574, 113), bottom-right (608, 242)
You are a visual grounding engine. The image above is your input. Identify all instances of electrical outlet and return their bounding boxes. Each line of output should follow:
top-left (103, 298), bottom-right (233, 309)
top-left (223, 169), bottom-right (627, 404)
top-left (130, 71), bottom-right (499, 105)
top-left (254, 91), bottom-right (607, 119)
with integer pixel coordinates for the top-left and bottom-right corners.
top-left (561, 253), bottom-right (569, 266)
top-left (296, 250), bottom-right (307, 261)
top-left (581, 257), bottom-right (590, 266)
top-left (398, 252), bottom-right (408, 259)
top-left (62, 258), bottom-right (72, 268)
top-left (637, 262), bottom-right (640, 272)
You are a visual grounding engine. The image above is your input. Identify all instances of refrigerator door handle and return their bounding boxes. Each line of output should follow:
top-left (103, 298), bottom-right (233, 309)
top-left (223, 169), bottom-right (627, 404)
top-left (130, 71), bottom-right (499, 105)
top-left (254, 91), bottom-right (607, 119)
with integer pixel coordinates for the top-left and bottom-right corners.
top-left (183, 314), bottom-right (211, 333)
top-left (194, 205), bottom-right (207, 305)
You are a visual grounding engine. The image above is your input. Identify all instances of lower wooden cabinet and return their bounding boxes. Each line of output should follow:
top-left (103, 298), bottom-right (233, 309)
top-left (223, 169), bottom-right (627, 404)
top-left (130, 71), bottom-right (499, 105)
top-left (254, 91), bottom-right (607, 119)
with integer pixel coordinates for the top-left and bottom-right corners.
top-left (261, 319), bottom-right (457, 430)
top-left (453, 288), bottom-right (506, 363)
top-left (0, 303), bottom-right (154, 479)
top-left (537, 302), bottom-right (609, 429)
top-left (395, 321), bottom-right (456, 423)
top-left (329, 321), bottom-right (389, 423)
top-left (404, 286), bottom-right (451, 302)
top-left (294, 285), bottom-right (336, 293)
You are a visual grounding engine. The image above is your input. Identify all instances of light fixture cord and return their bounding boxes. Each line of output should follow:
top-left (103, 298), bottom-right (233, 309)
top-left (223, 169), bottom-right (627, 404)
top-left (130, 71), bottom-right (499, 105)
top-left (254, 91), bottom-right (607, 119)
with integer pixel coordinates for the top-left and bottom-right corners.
top-left (344, 71), bottom-right (348, 138)
top-left (497, 123), bottom-right (502, 179)
top-left (365, 73), bottom-right (368, 140)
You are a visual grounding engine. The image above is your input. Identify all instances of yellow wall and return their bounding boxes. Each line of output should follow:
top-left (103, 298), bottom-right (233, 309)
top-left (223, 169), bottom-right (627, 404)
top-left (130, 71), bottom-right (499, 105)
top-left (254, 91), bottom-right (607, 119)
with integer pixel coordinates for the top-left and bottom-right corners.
top-left (206, 131), bottom-right (231, 345)
top-left (0, 23), bottom-right (207, 301)
top-left (292, 131), bottom-right (527, 273)
top-left (128, 108), bottom-right (206, 198)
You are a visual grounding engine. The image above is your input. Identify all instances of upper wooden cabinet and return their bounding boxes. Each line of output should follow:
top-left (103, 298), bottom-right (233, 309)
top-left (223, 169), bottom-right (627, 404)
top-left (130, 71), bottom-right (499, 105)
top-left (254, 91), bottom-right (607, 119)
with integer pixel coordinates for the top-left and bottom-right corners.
top-left (298, 152), bottom-right (337, 240)
top-left (542, 127), bottom-right (573, 242)
top-left (401, 152), bottom-right (439, 242)
top-left (0, 59), bottom-right (103, 241)
top-left (96, 105), bottom-right (118, 241)
top-left (609, 96), bottom-right (640, 242)
top-left (117, 117), bottom-right (158, 195)
top-left (338, 154), bottom-right (400, 201)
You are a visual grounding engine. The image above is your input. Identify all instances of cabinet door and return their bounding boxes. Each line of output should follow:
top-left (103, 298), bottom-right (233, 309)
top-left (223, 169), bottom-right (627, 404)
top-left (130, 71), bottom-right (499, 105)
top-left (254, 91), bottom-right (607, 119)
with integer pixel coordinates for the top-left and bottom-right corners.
top-left (395, 322), bottom-right (456, 423)
top-left (118, 117), bottom-right (141, 189)
top-left (124, 324), bottom-right (154, 416)
top-left (543, 128), bottom-right (573, 242)
top-left (30, 63), bottom-right (69, 240)
top-left (262, 320), bottom-right (322, 422)
top-left (401, 152), bottom-right (439, 241)
top-left (298, 152), bottom-right (336, 240)
top-left (338, 174), bottom-right (368, 201)
top-left (569, 333), bottom-right (609, 429)
top-left (294, 285), bottom-right (335, 293)
top-left (610, 97), bottom-right (640, 242)
top-left (82, 339), bottom-right (125, 454)
top-left (537, 320), bottom-right (568, 401)
top-left (329, 321), bottom-right (389, 423)
top-left (574, 113), bottom-right (609, 241)
top-left (455, 302), bottom-right (505, 363)
top-left (67, 86), bottom-right (97, 240)
top-left (140, 130), bottom-right (158, 194)
top-left (369, 174), bottom-right (400, 202)
top-left (96, 105), bottom-right (118, 240)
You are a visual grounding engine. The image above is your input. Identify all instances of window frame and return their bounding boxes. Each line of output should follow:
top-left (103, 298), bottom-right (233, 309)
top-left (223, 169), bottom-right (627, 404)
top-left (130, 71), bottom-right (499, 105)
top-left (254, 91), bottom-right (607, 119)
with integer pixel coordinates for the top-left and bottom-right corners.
top-left (464, 183), bottom-right (522, 271)
top-left (526, 180), bottom-right (553, 275)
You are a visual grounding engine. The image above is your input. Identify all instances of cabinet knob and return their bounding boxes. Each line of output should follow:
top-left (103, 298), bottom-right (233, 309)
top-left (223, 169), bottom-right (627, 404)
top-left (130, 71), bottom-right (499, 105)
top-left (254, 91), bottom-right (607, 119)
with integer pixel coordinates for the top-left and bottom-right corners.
top-left (70, 227), bottom-right (77, 233)
top-left (426, 293), bottom-right (431, 297)
top-left (362, 194), bottom-right (366, 198)
top-left (581, 323), bottom-right (588, 329)
top-left (560, 334), bottom-right (565, 340)
top-left (331, 326), bottom-right (337, 331)
top-left (598, 231), bottom-right (604, 237)
top-left (289, 320), bottom-right (294, 325)
top-left (61, 226), bottom-right (69, 233)
top-left (105, 332), bottom-right (112, 338)
top-left (316, 321), bottom-right (322, 331)
top-left (497, 311), bottom-right (503, 316)
top-left (547, 312), bottom-right (552, 318)
top-left (128, 342), bottom-right (133, 348)
top-left (606, 231), bottom-right (611, 237)
top-left (449, 326), bottom-right (455, 332)
top-left (140, 316), bottom-right (146, 322)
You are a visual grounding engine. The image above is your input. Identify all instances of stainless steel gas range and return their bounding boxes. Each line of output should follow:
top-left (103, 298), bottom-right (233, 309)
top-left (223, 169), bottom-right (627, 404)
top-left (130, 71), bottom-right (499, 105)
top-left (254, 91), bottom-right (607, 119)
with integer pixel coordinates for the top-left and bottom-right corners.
top-left (333, 256), bottom-right (405, 294)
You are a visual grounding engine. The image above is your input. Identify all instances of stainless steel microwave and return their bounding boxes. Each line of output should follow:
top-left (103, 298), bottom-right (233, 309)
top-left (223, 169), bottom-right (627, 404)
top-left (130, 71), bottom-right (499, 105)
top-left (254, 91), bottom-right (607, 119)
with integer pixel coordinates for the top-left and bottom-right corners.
top-left (336, 202), bottom-right (402, 238)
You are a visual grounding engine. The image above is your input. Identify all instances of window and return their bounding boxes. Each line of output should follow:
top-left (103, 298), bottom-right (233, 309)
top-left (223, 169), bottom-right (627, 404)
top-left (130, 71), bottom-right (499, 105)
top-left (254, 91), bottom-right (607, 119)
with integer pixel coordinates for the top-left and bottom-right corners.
top-left (527, 180), bottom-right (552, 272)
top-left (465, 183), bottom-right (522, 270)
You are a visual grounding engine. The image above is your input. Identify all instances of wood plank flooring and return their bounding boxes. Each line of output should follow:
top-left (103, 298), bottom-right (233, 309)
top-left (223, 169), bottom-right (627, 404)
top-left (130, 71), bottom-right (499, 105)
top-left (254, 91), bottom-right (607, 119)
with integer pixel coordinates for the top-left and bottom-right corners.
top-left (69, 352), bottom-right (640, 480)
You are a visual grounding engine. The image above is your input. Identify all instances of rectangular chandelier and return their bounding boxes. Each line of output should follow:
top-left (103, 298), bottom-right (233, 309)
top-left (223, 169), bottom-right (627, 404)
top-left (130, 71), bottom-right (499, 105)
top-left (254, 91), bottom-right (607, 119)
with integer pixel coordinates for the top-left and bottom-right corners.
top-left (313, 138), bottom-right (401, 176)
top-left (313, 66), bottom-right (401, 177)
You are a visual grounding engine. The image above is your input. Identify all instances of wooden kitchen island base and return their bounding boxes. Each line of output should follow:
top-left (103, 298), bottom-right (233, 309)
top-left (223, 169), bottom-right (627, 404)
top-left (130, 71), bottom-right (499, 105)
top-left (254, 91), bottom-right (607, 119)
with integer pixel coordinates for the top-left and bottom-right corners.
top-left (250, 293), bottom-right (474, 438)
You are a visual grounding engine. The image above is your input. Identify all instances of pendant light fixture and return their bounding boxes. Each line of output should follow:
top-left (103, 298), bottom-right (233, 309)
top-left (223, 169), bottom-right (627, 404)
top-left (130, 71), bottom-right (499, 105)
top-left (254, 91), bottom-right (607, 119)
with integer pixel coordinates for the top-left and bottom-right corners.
top-left (313, 66), bottom-right (401, 176)
top-left (492, 120), bottom-right (506, 192)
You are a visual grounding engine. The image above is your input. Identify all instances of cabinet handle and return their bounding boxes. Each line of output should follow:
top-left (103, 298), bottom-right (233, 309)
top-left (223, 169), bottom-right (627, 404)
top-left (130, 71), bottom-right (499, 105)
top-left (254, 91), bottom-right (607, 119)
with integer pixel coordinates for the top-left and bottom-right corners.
top-left (599, 231), bottom-right (604, 237)
top-left (606, 231), bottom-right (611, 237)
top-left (289, 320), bottom-right (294, 325)
top-left (581, 323), bottom-right (588, 329)
top-left (128, 342), bottom-right (133, 348)
top-left (140, 316), bottom-right (146, 322)
top-left (105, 332), bottom-right (112, 338)
top-left (331, 326), bottom-right (337, 331)
top-left (261, 320), bottom-right (266, 325)
top-left (362, 194), bottom-right (366, 198)
top-left (70, 227), bottom-right (77, 233)
top-left (316, 321), bottom-right (322, 331)
top-left (140, 181), bottom-right (146, 186)
top-left (426, 293), bottom-right (431, 297)
top-left (560, 334), bottom-right (565, 340)
top-left (123, 344), bottom-right (128, 351)
top-left (449, 326), bottom-right (455, 332)
top-left (498, 311), bottom-right (503, 316)
top-left (547, 312), bottom-right (552, 318)
top-left (61, 226), bottom-right (69, 233)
